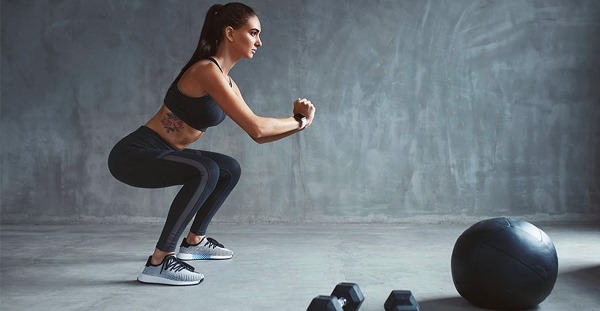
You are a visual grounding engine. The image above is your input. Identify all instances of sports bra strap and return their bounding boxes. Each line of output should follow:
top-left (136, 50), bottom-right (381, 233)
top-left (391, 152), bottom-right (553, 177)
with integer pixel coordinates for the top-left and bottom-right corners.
top-left (205, 57), bottom-right (232, 87)
top-left (206, 57), bottom-right (223, 73)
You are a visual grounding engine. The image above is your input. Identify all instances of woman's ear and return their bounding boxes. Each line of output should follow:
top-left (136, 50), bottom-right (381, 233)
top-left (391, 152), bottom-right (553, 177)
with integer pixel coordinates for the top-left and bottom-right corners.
top-left (225, 26), bottom-right (235, 42)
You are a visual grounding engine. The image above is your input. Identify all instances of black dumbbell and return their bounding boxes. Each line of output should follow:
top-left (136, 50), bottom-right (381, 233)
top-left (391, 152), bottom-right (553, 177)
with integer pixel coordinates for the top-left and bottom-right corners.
top-left (384, 290), bottom-right (420, 311)
top-left (307, 282), bottom-right (365, 311)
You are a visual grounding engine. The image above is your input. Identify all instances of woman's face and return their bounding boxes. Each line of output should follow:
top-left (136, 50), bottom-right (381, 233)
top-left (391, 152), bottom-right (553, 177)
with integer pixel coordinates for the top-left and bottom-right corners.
top-left (230, 15), bottom-right (262, 59)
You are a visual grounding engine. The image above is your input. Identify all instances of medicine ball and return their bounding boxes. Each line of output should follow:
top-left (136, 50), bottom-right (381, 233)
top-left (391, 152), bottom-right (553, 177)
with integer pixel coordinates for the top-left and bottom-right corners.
top-left (451, 217), bottom-right (558, 310)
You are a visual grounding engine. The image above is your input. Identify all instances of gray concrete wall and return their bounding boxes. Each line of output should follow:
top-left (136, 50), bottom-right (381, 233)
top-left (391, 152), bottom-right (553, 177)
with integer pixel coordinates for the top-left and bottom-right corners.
top-left (2, 0), bottom-right (600, 224)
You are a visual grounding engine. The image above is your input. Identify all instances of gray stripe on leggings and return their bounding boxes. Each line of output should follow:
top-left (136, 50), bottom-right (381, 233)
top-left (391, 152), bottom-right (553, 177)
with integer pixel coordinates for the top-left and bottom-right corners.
top-left (161, 154), bottom-right (213, 245)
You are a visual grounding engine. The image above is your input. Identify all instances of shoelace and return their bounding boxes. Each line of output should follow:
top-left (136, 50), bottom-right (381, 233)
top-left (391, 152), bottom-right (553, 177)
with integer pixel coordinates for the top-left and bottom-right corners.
top-left (205, 237), bottom-right (225, 249)
top-left (161, 256), bottom-right (195, 273)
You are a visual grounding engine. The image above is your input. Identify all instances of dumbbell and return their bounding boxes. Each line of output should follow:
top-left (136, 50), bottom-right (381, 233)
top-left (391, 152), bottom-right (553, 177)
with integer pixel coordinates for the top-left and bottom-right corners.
top-left (384, 290), bottom-right (420, 311)
top-left (307, 282), bottom-right (364, 311)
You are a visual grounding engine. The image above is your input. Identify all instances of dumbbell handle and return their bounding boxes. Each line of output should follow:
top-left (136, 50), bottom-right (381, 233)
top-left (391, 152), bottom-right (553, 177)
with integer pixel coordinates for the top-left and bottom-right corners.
top-left (335, 297), bottom-right (347, 307)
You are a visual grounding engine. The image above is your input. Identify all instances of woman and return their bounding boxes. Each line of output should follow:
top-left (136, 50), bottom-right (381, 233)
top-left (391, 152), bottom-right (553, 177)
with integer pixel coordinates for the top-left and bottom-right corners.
top-left (108, 2), bottom-right (315, 286)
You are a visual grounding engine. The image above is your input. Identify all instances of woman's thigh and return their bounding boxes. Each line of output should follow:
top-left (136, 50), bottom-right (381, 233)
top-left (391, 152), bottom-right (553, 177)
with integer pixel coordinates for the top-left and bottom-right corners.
top-left (110, 147), bottom-right (219, 189)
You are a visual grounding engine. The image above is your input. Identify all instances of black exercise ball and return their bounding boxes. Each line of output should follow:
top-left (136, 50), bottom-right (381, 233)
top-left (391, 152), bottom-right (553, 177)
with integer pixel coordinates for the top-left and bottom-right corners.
top-left (451, 217), bottom-right (558, 310)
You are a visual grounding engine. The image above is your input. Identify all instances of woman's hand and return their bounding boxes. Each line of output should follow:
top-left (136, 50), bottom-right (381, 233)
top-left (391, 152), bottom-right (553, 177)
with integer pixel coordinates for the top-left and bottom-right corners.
top-left (293, 98), bottom-right (316, 128)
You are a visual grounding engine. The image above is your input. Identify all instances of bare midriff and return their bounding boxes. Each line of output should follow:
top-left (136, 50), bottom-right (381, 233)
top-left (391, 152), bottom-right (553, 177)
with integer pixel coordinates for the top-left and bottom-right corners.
top-left (145, 104), bottom-right (205, 150)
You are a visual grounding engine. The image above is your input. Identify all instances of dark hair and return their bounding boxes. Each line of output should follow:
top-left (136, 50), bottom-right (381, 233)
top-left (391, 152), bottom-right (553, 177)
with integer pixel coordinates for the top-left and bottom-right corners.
top-left (173, 3), bottom-right (257, 82)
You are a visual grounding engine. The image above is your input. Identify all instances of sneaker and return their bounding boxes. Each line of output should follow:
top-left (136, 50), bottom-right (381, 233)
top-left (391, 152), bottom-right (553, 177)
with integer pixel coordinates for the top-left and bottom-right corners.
top-left (137, 254), bottom-right (204, 286)
top-left (176, 237), bottom-right (234, 260)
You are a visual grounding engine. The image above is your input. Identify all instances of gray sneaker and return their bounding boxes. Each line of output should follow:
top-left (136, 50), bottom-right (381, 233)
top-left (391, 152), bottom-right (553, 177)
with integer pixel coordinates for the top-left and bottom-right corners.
top-left (176, 237), bottom-right (234, 260)
top-left (137, 254), bottom-right (204, 286)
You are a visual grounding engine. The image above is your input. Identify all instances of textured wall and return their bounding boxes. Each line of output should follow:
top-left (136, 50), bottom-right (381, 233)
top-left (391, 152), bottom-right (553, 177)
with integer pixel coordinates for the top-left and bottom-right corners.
top-left (2, 0), bottom-right (600, 224)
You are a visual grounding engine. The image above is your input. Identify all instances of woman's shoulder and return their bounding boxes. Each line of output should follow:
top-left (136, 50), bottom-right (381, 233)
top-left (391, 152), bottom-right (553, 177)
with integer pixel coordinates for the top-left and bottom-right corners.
top-left (188, 59), bottom-right (221, 75)
top-left (182, 59), bottom-right (227, 86)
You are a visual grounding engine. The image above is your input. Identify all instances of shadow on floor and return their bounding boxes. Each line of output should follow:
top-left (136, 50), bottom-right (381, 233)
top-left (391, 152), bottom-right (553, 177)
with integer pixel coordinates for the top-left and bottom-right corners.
top-left (417, 296), bottom-right (483, 311)
top-left (418, 296), bottom-right (541, 311)
top-left (559, 264), bottom-right (600, 287)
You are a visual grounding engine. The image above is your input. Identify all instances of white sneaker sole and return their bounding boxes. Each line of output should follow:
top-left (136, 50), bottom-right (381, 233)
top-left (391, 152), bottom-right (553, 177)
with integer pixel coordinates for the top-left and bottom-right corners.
top-left (137, 273), bottom-right (204, 286)
top-left (176, 253), bottom-right (233, 260)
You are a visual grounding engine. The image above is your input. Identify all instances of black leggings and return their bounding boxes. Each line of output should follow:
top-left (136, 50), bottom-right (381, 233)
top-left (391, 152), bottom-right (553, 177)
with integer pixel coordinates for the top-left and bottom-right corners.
top-left (108, 126), bottom-right (241, 252)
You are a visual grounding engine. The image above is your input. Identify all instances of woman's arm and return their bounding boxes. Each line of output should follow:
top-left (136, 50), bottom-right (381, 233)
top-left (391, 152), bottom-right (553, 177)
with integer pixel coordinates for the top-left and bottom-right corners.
top-left (184, 61), bottom-right (314, 143)
top-left (252, 127), bottom-right (302, 144)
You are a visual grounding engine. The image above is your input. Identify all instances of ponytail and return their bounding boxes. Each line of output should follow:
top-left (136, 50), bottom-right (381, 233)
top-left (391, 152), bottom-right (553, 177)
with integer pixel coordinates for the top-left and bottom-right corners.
top-left (198, 4), bottom-right (224, 59)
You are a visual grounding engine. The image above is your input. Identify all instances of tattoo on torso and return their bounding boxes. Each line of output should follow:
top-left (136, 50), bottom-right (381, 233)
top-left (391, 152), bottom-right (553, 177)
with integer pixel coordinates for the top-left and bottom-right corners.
top-left (161, 112), bottom-right (184, 133)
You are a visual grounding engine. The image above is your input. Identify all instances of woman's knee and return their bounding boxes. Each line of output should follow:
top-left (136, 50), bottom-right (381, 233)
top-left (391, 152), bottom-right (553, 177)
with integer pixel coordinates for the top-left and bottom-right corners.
top-left (216, 155), bottom-right (241, 183)
top-left (224, 156), bottom-right (241, 181)
top-left (186, 150), bottom-right (241, 183)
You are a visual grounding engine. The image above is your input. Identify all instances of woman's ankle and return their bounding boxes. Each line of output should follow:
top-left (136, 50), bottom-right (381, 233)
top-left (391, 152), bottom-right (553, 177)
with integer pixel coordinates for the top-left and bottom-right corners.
top-left (151, 249), bottom-right (175, 265)
top-left (186, 232), bottom-right (205, 245)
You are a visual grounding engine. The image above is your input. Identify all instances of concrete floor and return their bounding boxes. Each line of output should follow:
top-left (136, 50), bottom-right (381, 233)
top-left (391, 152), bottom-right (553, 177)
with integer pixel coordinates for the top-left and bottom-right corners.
top-left (0, 223), bottom-right (598, 311)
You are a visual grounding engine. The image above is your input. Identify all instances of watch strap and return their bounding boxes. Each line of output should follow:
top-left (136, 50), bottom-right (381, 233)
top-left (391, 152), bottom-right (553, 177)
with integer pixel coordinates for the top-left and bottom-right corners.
top-left (294, 114), bottom-right (307, 129)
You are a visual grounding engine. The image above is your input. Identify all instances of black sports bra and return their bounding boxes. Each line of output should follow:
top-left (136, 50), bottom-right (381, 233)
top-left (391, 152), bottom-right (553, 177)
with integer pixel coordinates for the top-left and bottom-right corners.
top-left (163, 58), bottom-right (230, 132)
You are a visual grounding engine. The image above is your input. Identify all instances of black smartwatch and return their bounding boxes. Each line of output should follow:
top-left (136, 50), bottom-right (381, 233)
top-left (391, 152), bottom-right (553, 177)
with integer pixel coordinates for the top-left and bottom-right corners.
top-left (294, 114), bottom-right (307, 129)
